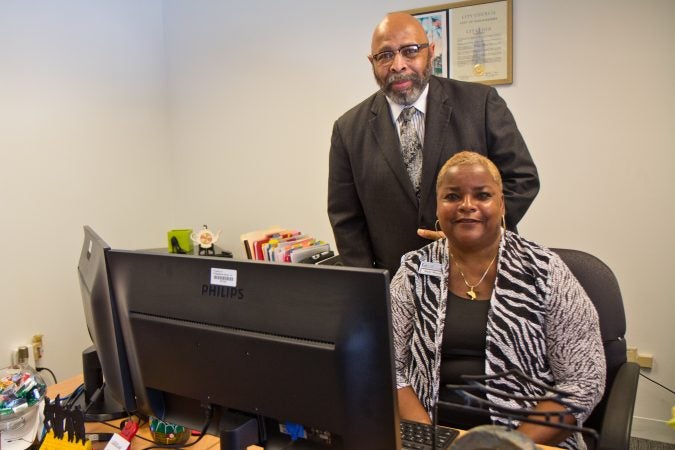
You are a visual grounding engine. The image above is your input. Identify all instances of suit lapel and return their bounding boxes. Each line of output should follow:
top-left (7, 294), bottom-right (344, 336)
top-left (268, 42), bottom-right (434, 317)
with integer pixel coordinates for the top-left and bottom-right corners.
top-left (420, 77), bottom-right (452, 210)
top-left (369, 93), bottom-right (418, 206)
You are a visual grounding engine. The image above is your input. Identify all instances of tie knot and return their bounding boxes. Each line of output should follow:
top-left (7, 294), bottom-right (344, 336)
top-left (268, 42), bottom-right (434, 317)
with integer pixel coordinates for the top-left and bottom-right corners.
top-left (400, 106), bottom-right (416, 123)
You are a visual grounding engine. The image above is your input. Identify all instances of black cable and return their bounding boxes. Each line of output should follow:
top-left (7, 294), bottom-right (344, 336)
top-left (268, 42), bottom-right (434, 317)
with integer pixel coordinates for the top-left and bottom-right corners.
top-left (64, 384), bottom-right (85, 409)
top-left (82, 385), bottom-right (105, 415)
top-left (639, 372), bottom-right (675, 396)
top-left (100, 418), bottom-right (156, 444)
top-left (100, 419), bottom-right (124, 431)
top-left (135, 405), bottom-right (215, 450)
top-left (36, 366), bottom-right (58, 384)
top-left (443, 369), bottom-right (601, 444)
top-left (98, 407), bottom-right (215, 450)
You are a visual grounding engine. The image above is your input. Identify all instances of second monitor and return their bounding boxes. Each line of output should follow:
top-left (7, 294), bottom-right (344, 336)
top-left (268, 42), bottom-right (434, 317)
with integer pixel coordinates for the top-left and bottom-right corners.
top-left (108, 250), bottom-right (400, 449)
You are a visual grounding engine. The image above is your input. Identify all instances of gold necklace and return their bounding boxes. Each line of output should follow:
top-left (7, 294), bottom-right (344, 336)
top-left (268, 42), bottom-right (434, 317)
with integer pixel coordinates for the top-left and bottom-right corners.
top-left (450, 251), bottom-right (497, 300)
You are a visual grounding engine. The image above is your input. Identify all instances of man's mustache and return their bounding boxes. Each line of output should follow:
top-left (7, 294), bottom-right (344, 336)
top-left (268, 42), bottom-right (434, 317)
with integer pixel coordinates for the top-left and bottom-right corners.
top-left (386, 73), bottom-right (419, 86)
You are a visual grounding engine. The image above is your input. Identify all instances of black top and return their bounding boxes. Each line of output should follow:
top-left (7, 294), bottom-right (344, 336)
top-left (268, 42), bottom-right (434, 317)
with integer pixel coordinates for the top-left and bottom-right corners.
top-left (437, 291), bottom-right (491, 430)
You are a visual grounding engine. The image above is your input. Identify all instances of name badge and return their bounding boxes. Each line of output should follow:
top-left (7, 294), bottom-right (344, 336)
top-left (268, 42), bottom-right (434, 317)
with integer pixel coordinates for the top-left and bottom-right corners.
top-left (419, 261), bottom-right (443, 277)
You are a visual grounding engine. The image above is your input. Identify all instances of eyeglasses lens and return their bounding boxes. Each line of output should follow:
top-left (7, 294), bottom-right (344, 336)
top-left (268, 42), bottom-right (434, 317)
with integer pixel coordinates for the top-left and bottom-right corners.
top-left (374, 45), bottom-right (423, 64)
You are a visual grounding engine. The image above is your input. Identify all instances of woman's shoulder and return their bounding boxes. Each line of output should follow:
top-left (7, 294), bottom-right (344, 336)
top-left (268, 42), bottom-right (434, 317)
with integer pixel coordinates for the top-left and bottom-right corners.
top-left (502, 230), bottom-right (560, 269)
top-left (400, 238), bottom-right (446, 264)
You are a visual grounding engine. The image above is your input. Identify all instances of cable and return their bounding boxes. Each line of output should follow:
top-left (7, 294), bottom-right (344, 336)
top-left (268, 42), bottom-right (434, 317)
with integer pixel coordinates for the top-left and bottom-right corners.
top-left (82, 384), bottom-right (105, 415)
top-left (639, 372), bottom-right (675, 396)
top-left (100, 417), bottom-right (154, 444)
top-left (97, 408), bottom-right (215, 450)
top-left (63, 384), bottom-right (85, 409)
top-left (36, 366), bottom-right (58, 384)
top-left (131, 405), bottom-right (215, 450)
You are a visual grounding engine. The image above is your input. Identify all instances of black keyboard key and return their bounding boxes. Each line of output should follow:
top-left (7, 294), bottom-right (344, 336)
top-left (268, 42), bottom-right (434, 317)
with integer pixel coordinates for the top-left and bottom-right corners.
top-left (400, 420), bottom-right (459, 450)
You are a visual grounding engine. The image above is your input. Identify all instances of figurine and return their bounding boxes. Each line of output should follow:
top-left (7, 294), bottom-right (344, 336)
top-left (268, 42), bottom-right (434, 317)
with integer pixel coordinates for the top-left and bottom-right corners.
top-left (191, 225), bottom-right (221, 256)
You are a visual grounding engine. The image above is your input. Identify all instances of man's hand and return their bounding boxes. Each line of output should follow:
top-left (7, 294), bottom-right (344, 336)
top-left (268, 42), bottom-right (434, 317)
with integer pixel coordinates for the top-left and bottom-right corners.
top-left (417, 228), bottom-right (445, 241)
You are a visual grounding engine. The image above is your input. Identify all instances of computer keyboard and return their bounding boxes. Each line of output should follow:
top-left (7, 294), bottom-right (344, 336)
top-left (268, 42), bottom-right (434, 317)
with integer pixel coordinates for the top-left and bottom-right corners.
top-left (400, 420), bottom-right (459, 449)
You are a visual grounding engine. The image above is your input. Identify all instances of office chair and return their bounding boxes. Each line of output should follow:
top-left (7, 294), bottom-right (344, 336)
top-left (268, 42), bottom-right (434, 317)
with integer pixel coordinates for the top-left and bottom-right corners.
top-left (552, 248), bottom-right (640, 450)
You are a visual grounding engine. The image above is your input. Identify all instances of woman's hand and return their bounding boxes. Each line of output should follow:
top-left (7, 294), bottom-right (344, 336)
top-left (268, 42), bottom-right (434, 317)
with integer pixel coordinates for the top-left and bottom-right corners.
top-left (397, 386), bottom-right (432, 424)
top-left (417, 228), bottom-right (445, 241)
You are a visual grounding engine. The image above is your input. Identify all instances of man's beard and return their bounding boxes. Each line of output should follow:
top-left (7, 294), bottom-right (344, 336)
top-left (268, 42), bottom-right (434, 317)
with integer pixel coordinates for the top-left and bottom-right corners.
top-left (374, 57), bottom-right (432, 105)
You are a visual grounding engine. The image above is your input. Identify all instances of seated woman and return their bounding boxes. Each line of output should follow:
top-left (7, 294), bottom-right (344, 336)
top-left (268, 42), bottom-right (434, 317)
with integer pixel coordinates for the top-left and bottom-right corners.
top-left (391, 151), bottom-right (605, 449)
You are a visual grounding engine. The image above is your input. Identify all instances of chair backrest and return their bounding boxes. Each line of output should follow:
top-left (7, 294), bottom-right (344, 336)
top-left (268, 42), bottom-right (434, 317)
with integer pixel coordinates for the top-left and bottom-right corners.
top-left (551, 248), bottom-right (627, 431)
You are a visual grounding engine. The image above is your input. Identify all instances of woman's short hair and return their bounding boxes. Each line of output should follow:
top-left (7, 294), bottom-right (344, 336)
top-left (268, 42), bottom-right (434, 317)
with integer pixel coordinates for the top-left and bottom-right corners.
top-left (436, 151), bottom-right (503, 192)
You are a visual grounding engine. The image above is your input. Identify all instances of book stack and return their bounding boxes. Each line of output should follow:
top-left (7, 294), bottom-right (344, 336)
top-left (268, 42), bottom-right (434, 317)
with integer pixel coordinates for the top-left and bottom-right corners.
top-left (240, 226), bottom-right (334, 263)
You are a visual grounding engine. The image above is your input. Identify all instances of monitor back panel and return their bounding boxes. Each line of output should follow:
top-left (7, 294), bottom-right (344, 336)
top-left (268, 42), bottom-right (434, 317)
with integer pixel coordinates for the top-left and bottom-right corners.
top-left (108, 250), bottom-right (398, 448)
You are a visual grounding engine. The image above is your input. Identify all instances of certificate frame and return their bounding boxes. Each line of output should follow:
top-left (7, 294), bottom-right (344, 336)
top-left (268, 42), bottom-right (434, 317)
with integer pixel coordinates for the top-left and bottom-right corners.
top-left (404, 0), bottom-right (513, 85)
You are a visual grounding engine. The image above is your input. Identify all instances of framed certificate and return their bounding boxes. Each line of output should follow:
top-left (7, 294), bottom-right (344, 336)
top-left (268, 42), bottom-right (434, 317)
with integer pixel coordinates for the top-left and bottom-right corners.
top-left (405, 0), bottom-right (512, 85)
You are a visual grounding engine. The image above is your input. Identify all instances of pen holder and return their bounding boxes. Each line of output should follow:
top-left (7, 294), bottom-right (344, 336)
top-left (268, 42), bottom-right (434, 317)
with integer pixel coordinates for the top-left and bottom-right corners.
top-left (149, 416), bottom-right (191, 445)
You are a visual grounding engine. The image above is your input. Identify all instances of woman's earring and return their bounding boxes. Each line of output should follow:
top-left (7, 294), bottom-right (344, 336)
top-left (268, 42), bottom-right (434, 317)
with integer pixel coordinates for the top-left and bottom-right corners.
top-left (501, 215), bottom-right (506, 230)
top-left (435, 219), bottom-right (441, 233)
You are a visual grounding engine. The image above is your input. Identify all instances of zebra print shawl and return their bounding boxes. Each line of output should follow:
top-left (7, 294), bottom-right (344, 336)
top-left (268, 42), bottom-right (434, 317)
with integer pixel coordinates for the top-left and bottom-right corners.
top-left (391, 231), bottom-right (605, 449)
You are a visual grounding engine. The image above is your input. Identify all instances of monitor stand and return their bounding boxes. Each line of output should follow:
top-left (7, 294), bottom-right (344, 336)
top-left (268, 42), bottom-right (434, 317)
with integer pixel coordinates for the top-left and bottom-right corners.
top-left (71, 346), bottom-right (126, 422)
top-left (218, 410), bottom-right (260, 450)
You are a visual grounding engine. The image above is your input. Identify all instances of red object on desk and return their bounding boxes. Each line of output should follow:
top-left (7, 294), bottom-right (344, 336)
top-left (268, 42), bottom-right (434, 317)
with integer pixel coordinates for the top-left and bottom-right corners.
top-left (120, 420), bottom-right (139, 442)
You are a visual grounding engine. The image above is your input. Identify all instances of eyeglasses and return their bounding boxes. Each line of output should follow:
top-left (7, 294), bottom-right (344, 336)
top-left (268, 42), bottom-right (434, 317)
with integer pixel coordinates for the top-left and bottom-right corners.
top-left (371, 43), bottom-right (429, 65)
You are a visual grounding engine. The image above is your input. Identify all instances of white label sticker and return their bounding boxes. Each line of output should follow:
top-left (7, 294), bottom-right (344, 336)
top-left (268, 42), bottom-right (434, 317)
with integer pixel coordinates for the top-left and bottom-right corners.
top-left (419, 261), bottom-right (443, 277)
top-left (103, 434), bottom-right (130, 450)
top-left (210, 268), bottom-right (237, 287)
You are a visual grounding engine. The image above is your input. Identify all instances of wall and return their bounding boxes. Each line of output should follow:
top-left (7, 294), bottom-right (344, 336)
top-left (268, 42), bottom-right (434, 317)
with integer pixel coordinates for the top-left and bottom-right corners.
top-left (507, 1), bottom-right (675, 441)
top-left (1, 0), bottom-right (672, 442)
top-left (0, 1), bottom-right (172, 379)
top-left (161, 1), bottom-right (387, 249)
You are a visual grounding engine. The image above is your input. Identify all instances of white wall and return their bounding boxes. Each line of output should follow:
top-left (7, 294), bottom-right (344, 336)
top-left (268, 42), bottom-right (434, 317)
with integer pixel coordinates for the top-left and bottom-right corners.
top-left (161, 1), bottom-right (389, 249)
top-left (1, 0), bottom-right (673, 441)
top-left (507, 1), bottom-right (675, 442)
top-left (0, 0), bottom-right (172, 379)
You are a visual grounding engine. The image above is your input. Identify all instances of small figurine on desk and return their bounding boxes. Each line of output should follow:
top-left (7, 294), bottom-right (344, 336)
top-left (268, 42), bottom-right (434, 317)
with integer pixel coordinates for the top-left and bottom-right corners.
top-left (191, 225), bottom-right (221, 256)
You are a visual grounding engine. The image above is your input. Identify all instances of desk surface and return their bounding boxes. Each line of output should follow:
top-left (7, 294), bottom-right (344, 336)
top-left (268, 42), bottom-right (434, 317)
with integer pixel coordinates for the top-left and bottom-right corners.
top-left (46, 375), bottom-right (225, 450)
top-left (47, 375), bottom-right (558, 450)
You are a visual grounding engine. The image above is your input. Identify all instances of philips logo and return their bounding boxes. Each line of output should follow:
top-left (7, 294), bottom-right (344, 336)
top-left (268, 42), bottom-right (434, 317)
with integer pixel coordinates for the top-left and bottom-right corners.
top-left (201, 284), bottom-right (244, 300)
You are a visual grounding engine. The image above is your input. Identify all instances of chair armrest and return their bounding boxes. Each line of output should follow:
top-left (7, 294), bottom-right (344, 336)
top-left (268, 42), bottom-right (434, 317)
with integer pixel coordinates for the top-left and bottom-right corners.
top-left (597, 362), bottom-right (640, 450)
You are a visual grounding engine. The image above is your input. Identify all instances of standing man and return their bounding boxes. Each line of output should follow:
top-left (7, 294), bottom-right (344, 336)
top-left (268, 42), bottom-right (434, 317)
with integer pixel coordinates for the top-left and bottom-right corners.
top-left (328, 12), bottom-right (539, 277)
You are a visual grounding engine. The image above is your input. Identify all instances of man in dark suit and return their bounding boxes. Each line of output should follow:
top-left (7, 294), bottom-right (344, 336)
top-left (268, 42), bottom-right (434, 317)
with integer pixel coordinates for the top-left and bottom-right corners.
top-left (328, 12), bottom-right (539, 276)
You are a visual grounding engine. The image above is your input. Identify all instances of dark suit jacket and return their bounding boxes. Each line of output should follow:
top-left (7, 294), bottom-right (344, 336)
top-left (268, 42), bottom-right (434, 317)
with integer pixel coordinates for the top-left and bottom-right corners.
top-left (328, 76), bottom-right (539, 276)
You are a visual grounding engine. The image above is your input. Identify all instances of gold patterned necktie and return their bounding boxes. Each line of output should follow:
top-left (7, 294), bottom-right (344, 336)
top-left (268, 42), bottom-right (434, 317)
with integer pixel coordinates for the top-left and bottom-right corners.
top-left (399, 106), bottom-right (423, 196)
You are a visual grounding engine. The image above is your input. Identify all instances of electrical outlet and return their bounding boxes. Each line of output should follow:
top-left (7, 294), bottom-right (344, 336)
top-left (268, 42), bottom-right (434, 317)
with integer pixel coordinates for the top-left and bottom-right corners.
top-left (32, 334), bottom-right (44, 363)
top-left (626, 346), bottom-right (654, 369)
top-left (637, 353), bottom-right (654, 369)
top-left (9, 343), bottom-right (40, 369)
top-left (626, 347), bottom-right (638, 363)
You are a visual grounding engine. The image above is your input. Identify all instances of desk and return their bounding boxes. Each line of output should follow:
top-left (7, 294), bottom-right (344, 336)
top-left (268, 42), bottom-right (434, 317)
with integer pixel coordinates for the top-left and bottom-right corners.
top-left (47, 376), bottom-right (558, 450)
top-left (46, 375), bottom-right (222, 450)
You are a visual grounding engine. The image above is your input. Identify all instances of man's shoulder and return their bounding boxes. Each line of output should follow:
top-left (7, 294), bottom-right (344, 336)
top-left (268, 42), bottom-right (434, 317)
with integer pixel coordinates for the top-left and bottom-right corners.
top-left (430, 75), bottom-right (494, 101)
top-left (335, 90), bottom-right (386, 125)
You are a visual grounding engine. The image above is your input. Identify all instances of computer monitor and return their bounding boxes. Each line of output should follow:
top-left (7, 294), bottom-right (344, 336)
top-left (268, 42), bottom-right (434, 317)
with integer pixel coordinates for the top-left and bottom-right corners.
top-left (107, 250), bottom-right (400, 449)
top-left (76, 226), bottom-right (143, 419)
